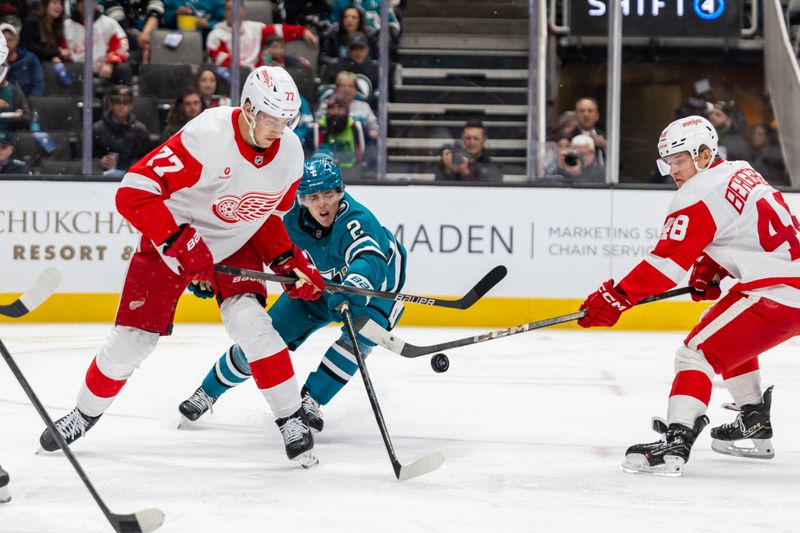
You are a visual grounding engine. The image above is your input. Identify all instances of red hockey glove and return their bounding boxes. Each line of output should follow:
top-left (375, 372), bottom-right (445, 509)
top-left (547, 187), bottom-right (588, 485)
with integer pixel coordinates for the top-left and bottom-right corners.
top-left (578, 279), bottom-right (633, 328)
top-left (689, 254), bottom-right (728, 302)
top-left (162, 224), bottom-right (215, 283)
top-left (271, 245), bottom-right (325, 300)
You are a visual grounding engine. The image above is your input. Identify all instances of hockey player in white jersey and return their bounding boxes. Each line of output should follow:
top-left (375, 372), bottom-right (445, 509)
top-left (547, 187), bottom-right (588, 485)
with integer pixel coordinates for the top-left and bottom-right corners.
top-left (578, 115), bottom-right (800, 475)
top-left (38, 66), bottom-right (326, 467)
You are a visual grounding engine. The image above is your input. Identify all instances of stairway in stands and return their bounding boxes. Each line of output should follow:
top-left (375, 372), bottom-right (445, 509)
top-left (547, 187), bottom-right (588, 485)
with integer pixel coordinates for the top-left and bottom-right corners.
top-left (388, 0), bottom-right (530, 181)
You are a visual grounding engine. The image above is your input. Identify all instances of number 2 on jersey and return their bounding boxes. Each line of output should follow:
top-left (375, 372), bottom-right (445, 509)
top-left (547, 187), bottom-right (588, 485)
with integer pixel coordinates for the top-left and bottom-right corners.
top-left (146, 146), bottom-right (185, 177)
top-left (757, 191), bottom-right (800, 260)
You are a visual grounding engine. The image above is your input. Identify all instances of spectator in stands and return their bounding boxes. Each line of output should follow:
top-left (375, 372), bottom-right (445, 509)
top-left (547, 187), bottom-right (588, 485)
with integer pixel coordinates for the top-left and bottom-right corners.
top-left (162, 87), bottom-right (205, 139)
top-left (195, 66), bottom-right (231, 107)
top-left (706, 100), bottom-right (751, 161)
top-left (329, 0), bottom-right (400, 42)
top-left (20, 0), bottom-right (70, 64)
top-left (549, 110), bottom-right (576, 139)
top-left (541, 131), bottom-right (572, 180)
top-left (0, 53), bottom-right (30, 133)
top-left (163, 0), bottom-right (224, 31)
top-left (315, 70), bottom-right (377, 140)
top-left (435, 119), bottom-right (502, 182)
top-left (65, 0), bottom-right (132, 86)
top-left (319, 5), bottom-right (377, 64)
top-left (750, 123), bottom-right (789, 186)
top-left (0, 130), bottom-right (28, 174)
top-left (93, 85), bottom-right (151, 176)
top-left (313, 94), bottom-right (365, 179)
top-left (2, 22), bottom-right (43, 96)
top-left (570, 97), bottom-right (606, 165)
top-left (324, 31), bottom-right (377, 90)
top-left (207, 0), bottom-right (317, 69)
top-left (573, 133), bottom-right (605, 182)
top-left (103, 0), bottom-right (164, 64)
top-left (294, 93), bottom-right (315, 154)
top-left (261, 33), bottom-right (313, 69)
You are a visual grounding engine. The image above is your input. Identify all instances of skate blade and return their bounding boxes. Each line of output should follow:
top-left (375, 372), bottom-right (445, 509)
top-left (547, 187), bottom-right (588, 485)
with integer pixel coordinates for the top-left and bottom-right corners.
top-left (294, 450), bottom-right (319, 469)
top-left (620, 454), bottom-right (685, 477)
top-left (711, 438), bottom-right (774, 459)
top-left (177, 416), bottom-right (193, 430)
top-left (0, 485), bottom-right (10, 503)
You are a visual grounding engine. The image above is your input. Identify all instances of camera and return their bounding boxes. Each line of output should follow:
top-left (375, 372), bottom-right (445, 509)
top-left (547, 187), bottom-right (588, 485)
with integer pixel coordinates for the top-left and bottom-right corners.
top-left (451, 140), bottom-right (469, 167)
top-left (563, 151), bottom-right (581, 167)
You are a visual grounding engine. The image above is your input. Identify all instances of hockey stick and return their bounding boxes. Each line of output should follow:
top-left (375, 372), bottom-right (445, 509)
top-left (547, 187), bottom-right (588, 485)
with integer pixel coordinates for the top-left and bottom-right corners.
top-left (0, 341), bottom-right (165, 532)
top-left (0, 268), bottom-right (62, 318)
top-left (356, 285), bottom-right (702, 359)
top-left (0, 271), bottom-right (164, 532)
top-left (341, 304), bottom-right (445, 481)
top-left (215, 264), bottom-right (507, 310)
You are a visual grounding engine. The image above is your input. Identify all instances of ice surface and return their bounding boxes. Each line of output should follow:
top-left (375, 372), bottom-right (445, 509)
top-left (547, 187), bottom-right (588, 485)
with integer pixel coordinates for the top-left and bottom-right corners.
top-left (1, 324), bottom-right (799, 532)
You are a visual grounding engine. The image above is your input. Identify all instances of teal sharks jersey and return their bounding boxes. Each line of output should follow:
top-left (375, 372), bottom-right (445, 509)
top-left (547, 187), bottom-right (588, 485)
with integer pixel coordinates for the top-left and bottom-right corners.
top-left (284, 192), bottom-right (406, 295)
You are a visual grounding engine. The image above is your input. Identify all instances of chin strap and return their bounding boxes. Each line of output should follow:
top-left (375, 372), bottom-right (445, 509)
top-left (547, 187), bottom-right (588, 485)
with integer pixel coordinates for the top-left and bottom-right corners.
top-left (243, 108), bottom-right (267, 149)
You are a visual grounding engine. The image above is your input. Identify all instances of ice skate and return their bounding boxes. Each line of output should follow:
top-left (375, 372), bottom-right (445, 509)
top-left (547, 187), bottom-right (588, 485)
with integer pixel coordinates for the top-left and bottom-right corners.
top-left (0, 464), bottom-right (10, 503)
top-left (178, 387), bottom-right (218, 428)
top-left (711, 386), bottom-right (774, 459)
top-left (621, 415), bottom-right (708, 476)
top-left (276, 409), bottom-right (318, 468)
top-left (301, 387), bottom-right (324, 433)
top-left (38, 407), bottom-right (101, 453)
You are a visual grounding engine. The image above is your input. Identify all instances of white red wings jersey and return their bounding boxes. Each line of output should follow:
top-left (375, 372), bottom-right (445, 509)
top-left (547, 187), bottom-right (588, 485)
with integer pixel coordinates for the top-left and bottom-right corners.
top-left (64, 15), bottom-right (129, 67)
top-left (117, 106), bottom-right (304, 273)
top-left (206, 21), bottom-right (306, 68)
top-left (619, 160), bottom-right (800, 308)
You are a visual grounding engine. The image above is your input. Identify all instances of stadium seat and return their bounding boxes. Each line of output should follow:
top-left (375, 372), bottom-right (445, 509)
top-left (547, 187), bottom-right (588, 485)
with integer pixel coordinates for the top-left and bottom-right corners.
top-left (28, 96), bottom-right (83, 133)
top-left (286, 40), bottom-right (318, 74)
top-left (138, 64), bottom-right (195, 100)
top-left (14, 131), bottom-right (75, 168)
top-left (42, 62), bottom-right (87, 97)
top-left (150, 29), bottom-right (204, 65)
top-left (132, 95), bottom-right (162, 137)
top-left (247, 1), bottom-right (272, 24)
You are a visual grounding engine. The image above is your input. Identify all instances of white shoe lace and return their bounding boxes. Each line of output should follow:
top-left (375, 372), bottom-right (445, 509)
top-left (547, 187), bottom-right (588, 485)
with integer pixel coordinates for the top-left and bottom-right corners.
top-left (280, 416), bottom-right (309, 444)
top-left (56, 409), bottom-right (89, 440)
top-left (302, 394), bottom-right (323, 420)
top-left (186, 388), bottom-right (215, 415)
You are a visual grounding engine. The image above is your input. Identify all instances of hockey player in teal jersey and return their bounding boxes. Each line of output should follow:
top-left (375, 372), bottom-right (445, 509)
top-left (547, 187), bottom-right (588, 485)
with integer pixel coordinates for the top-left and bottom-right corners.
top-left (178, 156), bottom-right (406, 432)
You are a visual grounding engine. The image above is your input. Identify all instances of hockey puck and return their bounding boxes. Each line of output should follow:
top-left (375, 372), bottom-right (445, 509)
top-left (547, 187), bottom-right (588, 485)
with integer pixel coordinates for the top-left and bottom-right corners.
top-left (431, 353), bottom-right (450, 373)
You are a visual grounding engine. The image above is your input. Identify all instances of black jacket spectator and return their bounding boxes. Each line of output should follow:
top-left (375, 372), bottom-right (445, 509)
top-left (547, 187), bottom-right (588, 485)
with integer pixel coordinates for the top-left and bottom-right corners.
top-left (20, 0), bottom-right (69, 63)
top-left (93, 107), bottom-right (151, 172)
top-left (324, 32), bottom-right (378, 89)
top-left (434, 120), bottom-right (502, 182)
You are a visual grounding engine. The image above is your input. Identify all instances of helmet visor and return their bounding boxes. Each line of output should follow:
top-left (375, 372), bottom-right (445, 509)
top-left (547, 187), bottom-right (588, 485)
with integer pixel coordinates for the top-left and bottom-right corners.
top-left (656, 158), bottom-right (671, 176)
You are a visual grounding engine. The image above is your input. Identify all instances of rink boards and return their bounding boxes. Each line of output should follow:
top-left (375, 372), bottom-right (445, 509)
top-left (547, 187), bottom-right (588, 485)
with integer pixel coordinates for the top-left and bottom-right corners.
top-left (3, 180), bottom-right (797, 329)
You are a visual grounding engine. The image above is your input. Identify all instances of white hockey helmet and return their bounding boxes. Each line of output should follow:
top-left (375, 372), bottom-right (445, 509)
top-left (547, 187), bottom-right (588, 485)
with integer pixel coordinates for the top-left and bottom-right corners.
top-left (240, 66), bottom-right (301, 132)
top-left (656, 115), bottom-right (718, 175)
top-left (0, 32), bottom-right (8, 84)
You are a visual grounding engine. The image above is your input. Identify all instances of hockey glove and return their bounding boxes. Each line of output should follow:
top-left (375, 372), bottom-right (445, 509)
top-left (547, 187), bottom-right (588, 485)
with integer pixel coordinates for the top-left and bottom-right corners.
top-left (327, 274), bottom-right (370, 318)
top-left (689, 254), bottom-right (728, 302)
top-left (163, 224), bottom-right (216, 283)
top-left (188, 280), bottom-right (215, 299)
top-left (271, 245), bottom-right (325, 300)
top-left (578, 279), bottom-right (633, 328)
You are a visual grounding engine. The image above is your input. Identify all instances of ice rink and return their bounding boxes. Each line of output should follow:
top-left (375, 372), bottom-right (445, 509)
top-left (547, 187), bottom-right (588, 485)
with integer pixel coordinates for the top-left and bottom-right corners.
top-left (1, 323), bottom-right (799, 533)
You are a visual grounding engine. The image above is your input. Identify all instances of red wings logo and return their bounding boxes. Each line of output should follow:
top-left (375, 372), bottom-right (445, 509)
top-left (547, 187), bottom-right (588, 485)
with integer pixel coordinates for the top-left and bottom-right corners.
top-left (212, 190), bottom-right (286, 223)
